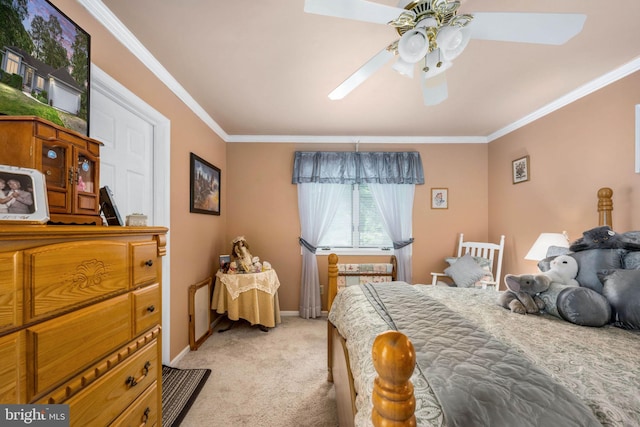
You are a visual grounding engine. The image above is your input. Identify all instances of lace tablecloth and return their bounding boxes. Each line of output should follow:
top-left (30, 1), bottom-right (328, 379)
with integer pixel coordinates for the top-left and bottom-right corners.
top-left (216, 269), bottom-right (280, 299)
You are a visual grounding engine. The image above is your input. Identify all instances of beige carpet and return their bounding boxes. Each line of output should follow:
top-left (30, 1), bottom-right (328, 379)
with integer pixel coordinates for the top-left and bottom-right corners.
top-left (175, 315), bottom-right (338, 427)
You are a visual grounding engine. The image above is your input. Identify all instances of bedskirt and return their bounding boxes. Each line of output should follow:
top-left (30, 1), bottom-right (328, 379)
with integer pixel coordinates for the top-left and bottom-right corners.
top-left (328, 283), bottom-right (640, 427)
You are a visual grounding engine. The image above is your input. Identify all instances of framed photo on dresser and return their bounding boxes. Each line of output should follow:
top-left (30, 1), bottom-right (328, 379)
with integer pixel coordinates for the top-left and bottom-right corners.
top-left (0, 165), bottom-right (49, 223)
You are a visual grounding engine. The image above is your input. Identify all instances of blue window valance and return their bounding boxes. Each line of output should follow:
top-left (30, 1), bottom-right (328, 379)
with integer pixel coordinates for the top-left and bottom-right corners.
top-left (291, 151), bottom-right (424, 185)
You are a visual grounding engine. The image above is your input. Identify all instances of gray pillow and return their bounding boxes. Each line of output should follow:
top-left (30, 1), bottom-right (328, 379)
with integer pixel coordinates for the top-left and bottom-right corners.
top-left (556, 286), bottom-right (611, 327)
top-left (623, 252), bottom-right (640, 270)
top-left (445, 256), bottom-right (491, 269)
top-left (444, 253), bottom-right (489, 288)
top-left (570, 249), bottom-right (625, 293)
top-left (599, 269), bottom-right (640, 330)
top-left (540, 283), bottom-right (611, 327)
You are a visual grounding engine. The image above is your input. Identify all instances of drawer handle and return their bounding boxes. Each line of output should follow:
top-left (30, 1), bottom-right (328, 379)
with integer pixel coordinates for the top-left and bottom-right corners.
top-left (147, 305), bottom-right (155, 313)
top-left (125, 361), bottom-right (151, 388)
top-left (139, 407), bottom-right (151, 427)
top-left (144, 260), bottom-right (154, 267)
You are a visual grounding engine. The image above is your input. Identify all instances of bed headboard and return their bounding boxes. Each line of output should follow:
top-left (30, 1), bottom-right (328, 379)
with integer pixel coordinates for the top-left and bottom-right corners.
top-left (598, 187), bottom-right (613, 228)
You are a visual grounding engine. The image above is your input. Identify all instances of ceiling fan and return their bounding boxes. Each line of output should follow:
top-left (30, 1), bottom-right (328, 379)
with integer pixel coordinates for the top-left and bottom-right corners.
top-left (304, 0), bottom-right (586, 106)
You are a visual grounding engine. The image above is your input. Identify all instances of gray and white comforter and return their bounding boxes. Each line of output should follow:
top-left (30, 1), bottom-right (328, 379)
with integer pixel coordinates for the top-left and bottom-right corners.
top-left (328, 282), bottom-right (640, 427)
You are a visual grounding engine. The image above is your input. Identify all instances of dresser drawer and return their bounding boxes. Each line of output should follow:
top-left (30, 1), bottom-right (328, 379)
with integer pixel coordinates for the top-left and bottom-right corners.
top-left (0, 251), bottom-right (22, 331)
top-left (27, 294), bottom-right (131, 398)
top-left (110, 381), bottom-right (158, 427)
top-left (0, 330), bottom-right (26, 403)
top-left (66, 340), bottom-right (158, 427)
top-left (25, 241), bottom-right (129, 320)
top-left (131, 242), bottom-right (158, 286)
top-left (133, 283), bottom-right (161, 335)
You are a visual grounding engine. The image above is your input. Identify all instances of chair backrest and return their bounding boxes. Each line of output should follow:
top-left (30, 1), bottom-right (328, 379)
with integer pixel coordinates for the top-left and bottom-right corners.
top-left (457, 233), bottom-right (506, 289)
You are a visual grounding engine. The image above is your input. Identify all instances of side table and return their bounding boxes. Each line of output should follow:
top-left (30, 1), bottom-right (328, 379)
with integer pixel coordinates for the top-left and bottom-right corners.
top-left (211, 269), bottom-right (281, 331)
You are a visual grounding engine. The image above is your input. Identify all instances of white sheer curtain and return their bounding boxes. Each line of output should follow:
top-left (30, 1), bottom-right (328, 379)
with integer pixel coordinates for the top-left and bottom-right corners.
top-left (297, 183), bottom-right (350, 319)
top-left (368, 183), bottom-right (415, 283)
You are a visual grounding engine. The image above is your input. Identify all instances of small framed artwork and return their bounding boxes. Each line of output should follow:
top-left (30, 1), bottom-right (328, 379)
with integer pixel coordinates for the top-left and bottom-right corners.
top-left (219, 254), bottom-right (231, 272)
top-left (431, 188), bottom-right (448, 209)
top-left (512, 155), bottom-right (530, 184)
top-left (0, 165), bottom-right (50, 224)
top-left (190, 153), bottom-right (221, 215)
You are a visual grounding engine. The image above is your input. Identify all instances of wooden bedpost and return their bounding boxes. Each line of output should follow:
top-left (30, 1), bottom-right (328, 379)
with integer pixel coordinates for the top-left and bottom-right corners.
top-left (598, 187), bottom-right (613, 229)
top-left (371, 331), bottom-right (417, 427)
top-left (327, 253), bottom-right (339, 382)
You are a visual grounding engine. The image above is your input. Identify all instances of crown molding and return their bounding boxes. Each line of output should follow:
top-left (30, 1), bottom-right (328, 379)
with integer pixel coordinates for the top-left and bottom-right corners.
top-left (78, 0), bottom-right (229, 141)
top-left (226, 135), bottom-right (488, 144)
top-left (488, 56), bottom-right (640, 142)
top-left (80, 0), bottom-right (640, 145)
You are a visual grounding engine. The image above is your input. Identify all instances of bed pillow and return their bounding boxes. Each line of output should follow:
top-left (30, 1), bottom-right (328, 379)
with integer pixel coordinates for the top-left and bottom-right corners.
top-left (540, 283), bottom-right (611, 327)
top-left (623, 252), bottom-right (640, 270)
top-left (569, 249), bottom-right (625, 293)
top-left (599, 269), bottom-right (640, 330)
top-left (445, 256), bottom-right (491, 269)
top-left (444, 253), bottom-right (490, 288)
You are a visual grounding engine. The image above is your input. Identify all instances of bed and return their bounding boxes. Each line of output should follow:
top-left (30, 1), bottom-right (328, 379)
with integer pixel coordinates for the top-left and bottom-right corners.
top-left (326, 187), bottom-right (640, 427)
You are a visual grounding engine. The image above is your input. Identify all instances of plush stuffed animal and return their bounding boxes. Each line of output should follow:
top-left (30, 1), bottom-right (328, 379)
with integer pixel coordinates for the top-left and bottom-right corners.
top-left (231, 236), bottom-right (254, 273)
top-left (569, 226), bottom-right (640, 252)
top-left (543, 255), bottom-right (579, 287)
top-left (499, 274), bottom-right (552, 314)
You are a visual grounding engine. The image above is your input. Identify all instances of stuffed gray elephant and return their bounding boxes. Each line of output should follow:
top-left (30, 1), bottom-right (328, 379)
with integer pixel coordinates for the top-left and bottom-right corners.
top-left (498, 274), bottom-right (552, 314)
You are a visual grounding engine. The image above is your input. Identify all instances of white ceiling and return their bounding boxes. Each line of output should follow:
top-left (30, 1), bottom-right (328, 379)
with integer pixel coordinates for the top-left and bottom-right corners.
top-left (89, 0), bottom-right (640, 142)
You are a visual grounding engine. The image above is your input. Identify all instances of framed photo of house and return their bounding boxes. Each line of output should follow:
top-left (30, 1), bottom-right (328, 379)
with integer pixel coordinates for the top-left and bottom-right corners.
top-left (0, 165), bottom-right (49, 223)
top-left (512, 155), bottom-right (530, 184)
top-left (431, 188), bottom-right (448, 209)
top-left (0, 0), bottom-right (91, 136)
top-left (190, 153), bottom-right (221, 215)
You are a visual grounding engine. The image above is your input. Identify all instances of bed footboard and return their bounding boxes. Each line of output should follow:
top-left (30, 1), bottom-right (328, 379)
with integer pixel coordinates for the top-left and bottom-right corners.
top-left (372, 331), bottom-right (417, 427)
top-left (327, 253), bottom-right (417, 427)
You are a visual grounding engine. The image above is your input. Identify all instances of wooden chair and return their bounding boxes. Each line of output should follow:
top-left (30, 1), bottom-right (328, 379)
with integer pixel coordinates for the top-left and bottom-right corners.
top-left (431, 234), bottom-right (505, 290)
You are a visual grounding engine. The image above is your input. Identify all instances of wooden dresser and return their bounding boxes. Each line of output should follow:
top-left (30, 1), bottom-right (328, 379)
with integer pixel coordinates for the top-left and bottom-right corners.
top-left (0, 225), bottom-right (167, 426)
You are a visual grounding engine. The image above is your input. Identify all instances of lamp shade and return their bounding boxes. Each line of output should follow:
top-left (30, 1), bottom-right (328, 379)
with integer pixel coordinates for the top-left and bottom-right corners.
top-left (524, 232), bottom-right (570, 261)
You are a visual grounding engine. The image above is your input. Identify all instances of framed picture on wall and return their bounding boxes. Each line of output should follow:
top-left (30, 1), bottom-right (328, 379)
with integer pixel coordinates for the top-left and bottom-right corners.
top-left (0, 0), bottom-right (91, 136)
top-left (512, 155), bottom-right (530, 184)
top-left (190, 153), bottom-right (221, 215)
top-left (431, 188), bottom-right (448, 209)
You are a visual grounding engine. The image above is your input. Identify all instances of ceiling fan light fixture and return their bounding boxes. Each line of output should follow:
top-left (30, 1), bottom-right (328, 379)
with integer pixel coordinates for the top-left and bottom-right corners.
top-left (392, 57), bottom-right (415, 78)
top-left (398, 28), bottom-right (430, 63)
top-left (440, 25), bottom-right (471, 61)
top-left (422, 50), bottom-right (451, 79)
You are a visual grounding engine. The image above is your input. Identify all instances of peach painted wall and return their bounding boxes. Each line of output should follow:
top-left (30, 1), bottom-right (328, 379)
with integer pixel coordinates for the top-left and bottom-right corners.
top-left (45, 1), bottom-right (640, 362)
top-left (226, 143), bottom-right (489, 310)
top-left (488, 71), bottom-right (640, 278)
top-left (52, 1), bottom-right (228, 360)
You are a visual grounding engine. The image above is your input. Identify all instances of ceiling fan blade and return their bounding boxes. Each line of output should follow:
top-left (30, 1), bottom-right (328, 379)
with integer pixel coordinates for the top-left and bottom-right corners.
top-left (422, 72), bottom-right (448, 106)
top-left (471, 12), bottom-right (586, 45)
top-left (304, 0), bottom-right (408, 25)
top-left (329, 48), bottom-right (395, 100)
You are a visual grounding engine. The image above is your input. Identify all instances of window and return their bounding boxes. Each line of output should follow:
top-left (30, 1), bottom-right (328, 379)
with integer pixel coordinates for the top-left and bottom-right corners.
top-left (318, 184), bottom-right (393, 252)
top-left (6, 52), bottom-right (20, 75)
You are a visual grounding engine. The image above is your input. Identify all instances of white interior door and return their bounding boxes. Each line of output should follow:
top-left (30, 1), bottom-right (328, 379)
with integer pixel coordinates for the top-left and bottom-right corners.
top-left (91, 91), bottom-right (154, 223)
top-left (90, 65), bottom-right (171, 364)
